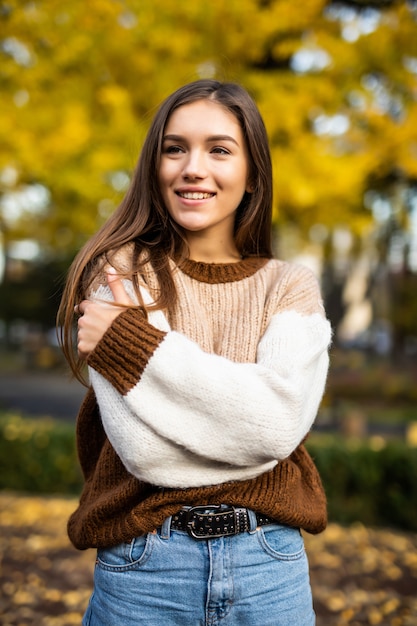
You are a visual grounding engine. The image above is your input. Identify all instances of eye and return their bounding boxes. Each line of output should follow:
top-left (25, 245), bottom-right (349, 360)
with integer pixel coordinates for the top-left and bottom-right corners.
top-left (211, 146), bottom-right (230, 155)
top-left (163, 144), bottom-right (185, 155)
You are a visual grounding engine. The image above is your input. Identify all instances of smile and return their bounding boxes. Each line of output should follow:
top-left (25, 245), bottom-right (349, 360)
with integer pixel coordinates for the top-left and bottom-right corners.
top-left (177, 192), bottom-right (215, 200)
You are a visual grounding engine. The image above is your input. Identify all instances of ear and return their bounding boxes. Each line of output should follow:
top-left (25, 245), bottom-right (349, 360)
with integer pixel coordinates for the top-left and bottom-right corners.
top-left (246, 181), bottom-right (255, 193)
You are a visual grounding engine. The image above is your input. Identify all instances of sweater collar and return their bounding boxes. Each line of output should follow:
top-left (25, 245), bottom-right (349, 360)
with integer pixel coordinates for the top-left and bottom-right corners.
top-left (177, 257), bottom-right (269, 284)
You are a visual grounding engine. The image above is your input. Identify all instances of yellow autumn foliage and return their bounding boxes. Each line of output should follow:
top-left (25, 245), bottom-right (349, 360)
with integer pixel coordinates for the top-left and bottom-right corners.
top-left (2, 493), bottom-right (417, 625)
top-left (0, 0), bottom-right (416, 254)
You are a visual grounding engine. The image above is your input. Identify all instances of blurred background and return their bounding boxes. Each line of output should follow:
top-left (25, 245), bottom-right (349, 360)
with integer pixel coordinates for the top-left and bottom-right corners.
top-left (1, 1), bottom-right (417, 623)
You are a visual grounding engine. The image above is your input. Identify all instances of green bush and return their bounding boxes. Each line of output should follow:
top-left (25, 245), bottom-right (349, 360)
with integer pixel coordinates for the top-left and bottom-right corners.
top-left (307, 438), bottom-right (417, 532)
top-left (1, 412), bottom-right (417, 532)
top-left (0, 413), bottom-right (82, 494)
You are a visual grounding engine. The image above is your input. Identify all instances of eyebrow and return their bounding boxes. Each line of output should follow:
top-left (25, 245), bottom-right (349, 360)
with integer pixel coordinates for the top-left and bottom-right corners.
top-left (162, 133), bottom-right (240, 146)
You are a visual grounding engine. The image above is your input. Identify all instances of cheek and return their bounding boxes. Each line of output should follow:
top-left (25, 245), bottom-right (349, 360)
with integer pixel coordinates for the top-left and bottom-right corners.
top-left (158, 164), bottom-right (167, 187)
top-left (156, 169), bottom-right (170, 207)
top-left (159, 162), bottom-right (178, 190)
top-left (223, 159), bottom-right (249, 188)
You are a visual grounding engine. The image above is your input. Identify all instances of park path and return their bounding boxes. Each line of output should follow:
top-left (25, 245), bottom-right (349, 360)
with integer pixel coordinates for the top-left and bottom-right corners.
top-left (0, 371), bottom-right (85, 420)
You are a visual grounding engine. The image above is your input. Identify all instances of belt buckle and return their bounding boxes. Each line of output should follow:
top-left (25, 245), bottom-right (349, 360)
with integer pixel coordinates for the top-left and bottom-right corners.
top-left (185, 505), bottom-right (236, 540)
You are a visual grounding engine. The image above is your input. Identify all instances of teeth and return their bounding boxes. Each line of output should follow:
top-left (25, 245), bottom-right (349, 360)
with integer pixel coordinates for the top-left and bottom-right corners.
top-left (179, 192), bottom-right (213, 200)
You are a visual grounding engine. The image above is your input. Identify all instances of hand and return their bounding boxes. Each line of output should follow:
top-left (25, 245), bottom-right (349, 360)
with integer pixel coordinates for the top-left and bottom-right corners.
top-left (76, 268), bottom-right (134, 358)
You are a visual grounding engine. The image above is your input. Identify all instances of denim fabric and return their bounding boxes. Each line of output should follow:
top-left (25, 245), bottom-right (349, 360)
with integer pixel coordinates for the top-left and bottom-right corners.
top-left (82, 518), bottom-right (315, 626)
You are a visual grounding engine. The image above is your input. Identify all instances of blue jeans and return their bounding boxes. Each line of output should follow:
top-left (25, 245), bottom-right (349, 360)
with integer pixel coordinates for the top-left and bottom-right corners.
top-left (83, 514), bottom-right (315, 625)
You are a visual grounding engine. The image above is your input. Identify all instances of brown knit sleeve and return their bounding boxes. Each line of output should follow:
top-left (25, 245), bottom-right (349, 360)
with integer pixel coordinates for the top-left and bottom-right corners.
top-left (87, 308), bottom-right (167, 395)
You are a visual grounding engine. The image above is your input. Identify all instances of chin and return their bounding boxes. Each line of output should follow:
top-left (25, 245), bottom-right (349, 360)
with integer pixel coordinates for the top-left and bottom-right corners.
top-left (178, 221), bottom-right (208, 232)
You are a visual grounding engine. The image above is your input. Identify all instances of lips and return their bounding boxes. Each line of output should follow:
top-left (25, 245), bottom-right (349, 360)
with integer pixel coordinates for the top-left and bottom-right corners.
top-left (176, 191), bottom-right (215, 200)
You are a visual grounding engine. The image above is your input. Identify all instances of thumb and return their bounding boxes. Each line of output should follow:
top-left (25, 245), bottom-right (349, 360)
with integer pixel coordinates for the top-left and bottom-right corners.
top-left (106, 267), bottom-right (133, 306)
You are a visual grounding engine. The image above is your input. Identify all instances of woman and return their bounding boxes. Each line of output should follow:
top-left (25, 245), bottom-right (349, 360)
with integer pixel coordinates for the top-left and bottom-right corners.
top-left (58, 79), bottom-right (331, 625)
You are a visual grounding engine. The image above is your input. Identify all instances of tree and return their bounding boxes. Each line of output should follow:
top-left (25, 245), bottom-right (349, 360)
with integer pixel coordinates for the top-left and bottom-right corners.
top-left (1, 0), bottom-right (417, 353)
top-left (1, 0), bottom-right (416, 254)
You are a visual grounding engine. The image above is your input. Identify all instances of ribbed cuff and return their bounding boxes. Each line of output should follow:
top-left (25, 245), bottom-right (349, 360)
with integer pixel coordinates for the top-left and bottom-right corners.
top-left (87, 308), bottom-right (167, 395)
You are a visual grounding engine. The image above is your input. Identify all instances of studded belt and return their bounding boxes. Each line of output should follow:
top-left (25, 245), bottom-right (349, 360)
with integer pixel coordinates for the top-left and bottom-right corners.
top-left (169, 505), bottom-right (277, 540)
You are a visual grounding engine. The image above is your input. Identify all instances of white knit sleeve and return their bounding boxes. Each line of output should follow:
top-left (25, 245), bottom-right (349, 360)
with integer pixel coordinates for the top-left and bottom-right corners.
top-left (89, 300), bottom-right (331, 488)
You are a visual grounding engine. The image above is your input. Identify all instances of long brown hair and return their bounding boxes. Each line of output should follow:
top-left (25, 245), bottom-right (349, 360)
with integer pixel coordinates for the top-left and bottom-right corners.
top-left (57, 79), bottom-right (273, 382)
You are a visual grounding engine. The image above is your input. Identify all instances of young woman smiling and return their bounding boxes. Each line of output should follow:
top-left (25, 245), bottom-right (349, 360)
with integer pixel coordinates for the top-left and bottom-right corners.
top-left (58, 79), bottom-right (331, 625)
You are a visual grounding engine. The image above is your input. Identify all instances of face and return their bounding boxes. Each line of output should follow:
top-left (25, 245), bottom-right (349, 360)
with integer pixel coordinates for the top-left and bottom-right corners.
top-left (159, 99), bottom-right (251, 250)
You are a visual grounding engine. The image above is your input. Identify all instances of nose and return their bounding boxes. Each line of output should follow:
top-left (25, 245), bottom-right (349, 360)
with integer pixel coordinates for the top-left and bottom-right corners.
top-left (182, 149), bottom-right (207, 180)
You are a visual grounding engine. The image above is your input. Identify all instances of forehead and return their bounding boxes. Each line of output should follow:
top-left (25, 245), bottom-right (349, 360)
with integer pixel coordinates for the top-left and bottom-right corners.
top-left (164, 99), bottom-right (243, 138)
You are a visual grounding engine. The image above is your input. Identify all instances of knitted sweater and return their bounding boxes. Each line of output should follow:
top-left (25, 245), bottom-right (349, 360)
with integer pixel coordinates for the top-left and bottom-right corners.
top-left (68, 256), bottom-right (332, 550)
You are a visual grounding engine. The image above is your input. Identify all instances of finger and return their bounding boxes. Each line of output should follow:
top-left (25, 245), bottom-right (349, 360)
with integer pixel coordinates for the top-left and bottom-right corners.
top-left (106, 267), bottom-right (133, 306)
top-left (75, 300), bottom-right (89, 316)
top-left (74, 303), bottom-right (84, 316)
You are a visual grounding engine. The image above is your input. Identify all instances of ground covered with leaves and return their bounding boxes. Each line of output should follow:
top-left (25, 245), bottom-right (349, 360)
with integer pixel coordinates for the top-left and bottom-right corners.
top-left (1, 493), bottom-right (416, 625)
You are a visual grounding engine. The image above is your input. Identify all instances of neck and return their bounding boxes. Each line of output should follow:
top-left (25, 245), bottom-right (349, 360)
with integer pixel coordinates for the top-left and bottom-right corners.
top-left (186, 234), bottom-right (241, 264)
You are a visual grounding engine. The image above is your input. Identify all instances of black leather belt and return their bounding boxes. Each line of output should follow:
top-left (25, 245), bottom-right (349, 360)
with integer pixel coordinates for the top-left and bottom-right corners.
top-left (170, 505), bottom-right (277, 540)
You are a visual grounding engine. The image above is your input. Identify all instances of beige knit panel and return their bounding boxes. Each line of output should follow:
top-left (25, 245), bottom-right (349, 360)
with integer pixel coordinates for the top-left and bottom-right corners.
top-left (170, 264), bottom-right (271, 362)
top-left (169, 260), bottom-right (326, 363)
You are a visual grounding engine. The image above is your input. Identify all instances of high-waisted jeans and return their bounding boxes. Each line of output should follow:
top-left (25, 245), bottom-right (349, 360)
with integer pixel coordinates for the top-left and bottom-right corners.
top-left (82, 514), bottom-right (315, 626)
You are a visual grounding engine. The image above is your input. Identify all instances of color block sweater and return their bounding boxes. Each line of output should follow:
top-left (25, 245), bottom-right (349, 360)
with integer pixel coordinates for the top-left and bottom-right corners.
top-left (67, 255), bottom-right (332, 550)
